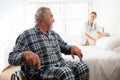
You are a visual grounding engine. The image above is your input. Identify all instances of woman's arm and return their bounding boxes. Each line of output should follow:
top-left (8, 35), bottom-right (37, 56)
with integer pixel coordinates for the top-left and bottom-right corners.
top-left (85, 32), bottom-right (96, 44)
top-left (97, 31), bottom-right (109, 38)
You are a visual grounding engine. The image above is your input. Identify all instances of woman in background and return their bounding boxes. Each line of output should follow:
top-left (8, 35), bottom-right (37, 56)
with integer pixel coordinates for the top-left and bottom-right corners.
top-left (83, 12), bottom-right (108, 45)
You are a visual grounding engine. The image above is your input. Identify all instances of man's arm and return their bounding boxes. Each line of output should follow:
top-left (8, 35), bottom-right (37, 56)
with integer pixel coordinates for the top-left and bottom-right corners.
top-left (54, 31), bottom-right (83, 60)
top-left (8, 33), bottom-right (27, 66)
top-left (70, 45), bottom-right (83, 61)
top-left (8, 33), bottom-right (41, 69)
top-left (53, 32), bottom-right (71, 54)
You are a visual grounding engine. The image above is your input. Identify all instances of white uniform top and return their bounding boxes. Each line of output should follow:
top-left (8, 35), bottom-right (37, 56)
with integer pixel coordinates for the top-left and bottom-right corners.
top-left (82, 21), bottom-right (99, 45)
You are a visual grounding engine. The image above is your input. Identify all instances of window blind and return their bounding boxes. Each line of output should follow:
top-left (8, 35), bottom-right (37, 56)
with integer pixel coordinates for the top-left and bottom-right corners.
top-left (24, 0), bottom-right (92, 35)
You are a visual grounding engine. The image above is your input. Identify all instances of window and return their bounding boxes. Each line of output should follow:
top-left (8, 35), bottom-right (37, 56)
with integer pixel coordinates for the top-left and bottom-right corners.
top-left (24, 0), bottom-right (92, 35)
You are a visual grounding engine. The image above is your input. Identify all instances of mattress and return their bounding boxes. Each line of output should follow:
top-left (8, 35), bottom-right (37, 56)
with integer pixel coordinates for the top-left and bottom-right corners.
top-left (62, 46), bottom-right (120, 80)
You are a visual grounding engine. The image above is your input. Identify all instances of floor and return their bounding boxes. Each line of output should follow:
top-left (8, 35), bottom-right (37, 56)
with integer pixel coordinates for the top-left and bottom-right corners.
top-left (0, 66), bottom-right (20, 80)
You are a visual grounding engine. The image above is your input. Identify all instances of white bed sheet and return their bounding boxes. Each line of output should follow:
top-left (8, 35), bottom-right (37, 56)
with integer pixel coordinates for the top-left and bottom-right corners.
top-left (112, 45), bottom-right (120, 54)
top-left (62, 46), bottom-right (120, 80)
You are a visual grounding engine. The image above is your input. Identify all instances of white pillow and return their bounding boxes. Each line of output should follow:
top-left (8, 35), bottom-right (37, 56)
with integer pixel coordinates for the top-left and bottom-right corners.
top-left (96, 36), bottom-right (120, 50)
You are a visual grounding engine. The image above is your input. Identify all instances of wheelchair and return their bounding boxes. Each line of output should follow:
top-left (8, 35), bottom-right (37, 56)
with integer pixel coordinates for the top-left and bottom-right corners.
top-left (11, 70), bottom-right (57, 80)
top-left (11, 70), bottom-right (27, 80)
top-left (11, 65), bottom-right (41, 80)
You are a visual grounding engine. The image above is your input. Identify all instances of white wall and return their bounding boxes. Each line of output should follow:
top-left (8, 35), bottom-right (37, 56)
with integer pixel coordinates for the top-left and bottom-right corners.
top-left (0, 0), bottom-right (25, 72)
top-left (92, 0), bottom-right (120, 36)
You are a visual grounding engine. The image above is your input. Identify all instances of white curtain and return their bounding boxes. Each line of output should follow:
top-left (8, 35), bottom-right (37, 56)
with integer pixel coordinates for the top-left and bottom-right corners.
top-left (24, 0), bottom-right (92, 35)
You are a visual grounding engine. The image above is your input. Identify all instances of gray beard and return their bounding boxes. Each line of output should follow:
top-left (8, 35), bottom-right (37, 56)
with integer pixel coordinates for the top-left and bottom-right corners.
top-left (49, 24), bottom-right (53, 30)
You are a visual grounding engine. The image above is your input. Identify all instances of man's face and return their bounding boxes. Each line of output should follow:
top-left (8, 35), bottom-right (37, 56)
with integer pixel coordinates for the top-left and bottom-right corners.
top-left (44, 10), bottom-right (55, 30)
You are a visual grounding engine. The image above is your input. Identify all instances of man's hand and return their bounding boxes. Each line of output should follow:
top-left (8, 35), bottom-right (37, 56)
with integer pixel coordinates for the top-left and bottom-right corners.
top-left (70, 45), bottom-right (83, 61)
top-left (23, 51), bottom-right (41, 69)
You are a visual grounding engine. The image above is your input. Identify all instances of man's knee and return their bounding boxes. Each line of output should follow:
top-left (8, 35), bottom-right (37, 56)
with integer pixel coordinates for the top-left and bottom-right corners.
top-left (75, 62), bottom-right (89, 80)
top-left (55, 68), bottom-right (75, 80)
